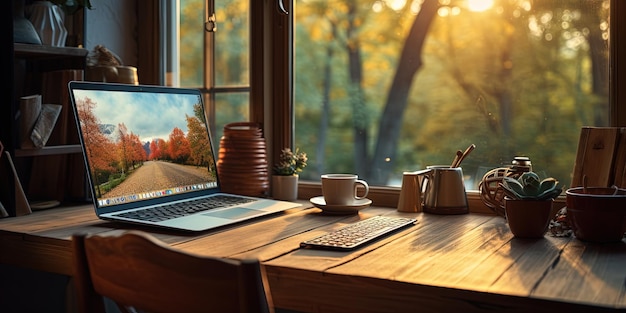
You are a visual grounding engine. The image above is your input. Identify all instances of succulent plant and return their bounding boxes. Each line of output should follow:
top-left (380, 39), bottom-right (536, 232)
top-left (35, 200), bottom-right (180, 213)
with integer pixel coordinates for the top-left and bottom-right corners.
top-left (499, 172), bottom-right (562, 201)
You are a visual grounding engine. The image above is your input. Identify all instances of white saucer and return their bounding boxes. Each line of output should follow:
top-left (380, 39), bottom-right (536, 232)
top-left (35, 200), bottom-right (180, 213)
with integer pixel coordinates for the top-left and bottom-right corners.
top-left (310, 196), bottom-right (372, 215)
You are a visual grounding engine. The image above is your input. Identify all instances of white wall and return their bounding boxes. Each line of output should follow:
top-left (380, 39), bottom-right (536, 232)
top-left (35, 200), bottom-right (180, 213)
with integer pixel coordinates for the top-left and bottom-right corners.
top-left (84, 0), bottom-right (138, 67)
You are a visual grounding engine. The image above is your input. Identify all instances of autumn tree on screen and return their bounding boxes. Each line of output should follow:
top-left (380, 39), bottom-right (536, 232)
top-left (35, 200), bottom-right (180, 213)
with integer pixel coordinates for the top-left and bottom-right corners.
top-left (168, 127), bottom-right (191, 164)
top-left (128, 132), bottom-right (147, 167)
top-left (186, 115), bottom-right (212, 169)
top-left (149, 139), bottom-right (162, 160)
top-left (76, 97), bottom-right (116, 196)
top-left (117, 123), bottom-right (130, 173)
top-left (158, 138), bottom-right (169, 160)
top-left (115, 124), bottom-right (146, 173)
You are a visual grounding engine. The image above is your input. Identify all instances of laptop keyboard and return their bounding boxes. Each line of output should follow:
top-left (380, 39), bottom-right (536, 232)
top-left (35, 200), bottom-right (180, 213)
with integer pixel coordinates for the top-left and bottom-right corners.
top-left (114, 195), bottom-right (256, 222)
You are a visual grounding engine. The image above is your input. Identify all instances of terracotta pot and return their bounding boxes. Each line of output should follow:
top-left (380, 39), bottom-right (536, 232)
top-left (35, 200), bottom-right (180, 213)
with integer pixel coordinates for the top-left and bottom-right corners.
top-left (272, 175), bottom-right (298, 201)
top-left (217, 122), bottom-right (269, 197)
top-left (566, 187), bottom-right (626, 242)
top-left (505, 198), bottom-right (553, 238)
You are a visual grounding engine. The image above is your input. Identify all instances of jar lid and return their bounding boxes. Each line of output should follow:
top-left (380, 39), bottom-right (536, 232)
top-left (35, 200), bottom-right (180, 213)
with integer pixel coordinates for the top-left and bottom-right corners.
top-left (511, 156), bottom-right (532, 172)
top-left (512, 156), bottom-right (531, 166)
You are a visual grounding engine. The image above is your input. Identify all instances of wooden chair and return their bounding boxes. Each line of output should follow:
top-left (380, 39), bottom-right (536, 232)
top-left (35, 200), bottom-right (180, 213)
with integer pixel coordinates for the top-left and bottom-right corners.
top-left (71, 231), bottom-right (274, 313)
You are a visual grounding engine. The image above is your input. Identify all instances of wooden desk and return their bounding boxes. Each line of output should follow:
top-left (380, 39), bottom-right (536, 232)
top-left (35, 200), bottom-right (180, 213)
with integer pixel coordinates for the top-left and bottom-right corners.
top-left (1, 203), bottom-right (625, 312)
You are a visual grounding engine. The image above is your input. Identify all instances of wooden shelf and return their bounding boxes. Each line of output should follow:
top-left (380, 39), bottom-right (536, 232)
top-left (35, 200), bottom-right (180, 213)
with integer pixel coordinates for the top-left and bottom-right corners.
top-left (14, 43), bottom-right (88, 71)
top-left (2, 3), bottom-right (90, 216)
top-left (14, 43), bottom-right (88, 59)
top-left (15, 145), bottom-right (83, 157)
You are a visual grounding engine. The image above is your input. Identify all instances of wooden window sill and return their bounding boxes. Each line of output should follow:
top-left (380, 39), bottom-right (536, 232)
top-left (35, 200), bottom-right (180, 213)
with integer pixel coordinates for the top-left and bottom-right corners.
top-left (297, 180), bottom-right (566, 215)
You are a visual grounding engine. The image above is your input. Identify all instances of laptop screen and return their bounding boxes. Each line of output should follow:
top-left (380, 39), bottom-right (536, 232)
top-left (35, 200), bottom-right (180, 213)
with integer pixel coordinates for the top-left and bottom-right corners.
top-left (70, 82), bottom-right (219, 210)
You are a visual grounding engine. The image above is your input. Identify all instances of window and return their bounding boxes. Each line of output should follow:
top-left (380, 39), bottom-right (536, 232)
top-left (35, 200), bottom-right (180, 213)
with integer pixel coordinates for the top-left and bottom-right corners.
top-left (293, 0), bottom-right (611, 189)
top-left (171, 0), bottom-right (250, 142)
top-left (170, 0), bottom-right (623, 196)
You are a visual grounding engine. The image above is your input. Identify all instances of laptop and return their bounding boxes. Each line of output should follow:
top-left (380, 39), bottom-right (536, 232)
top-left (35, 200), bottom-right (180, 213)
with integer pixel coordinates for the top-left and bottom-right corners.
top-left (68, 81), bottom-right (300, 232)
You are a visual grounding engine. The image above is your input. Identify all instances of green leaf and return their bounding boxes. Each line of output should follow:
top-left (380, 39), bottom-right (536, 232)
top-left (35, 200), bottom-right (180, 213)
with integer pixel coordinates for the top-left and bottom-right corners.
top-left (502, 172), bottom-right (560, 200)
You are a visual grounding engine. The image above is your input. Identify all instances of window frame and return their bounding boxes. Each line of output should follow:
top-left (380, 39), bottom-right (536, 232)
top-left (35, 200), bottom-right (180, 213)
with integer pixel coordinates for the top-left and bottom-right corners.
top-left (142, 0), bottom-right (625, 210)
top-left (250, 0), bottom-right (625, 211)
top-left (250, 0), bottom-right (293, 175)
top-left (611, 0), bottom-right (626, 126)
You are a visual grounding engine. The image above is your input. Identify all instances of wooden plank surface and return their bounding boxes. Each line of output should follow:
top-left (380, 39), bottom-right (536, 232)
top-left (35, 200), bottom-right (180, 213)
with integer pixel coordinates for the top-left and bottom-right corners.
top-left (171, 206), bottom-right (354, 258)
top-left (0, 204), bottom-right (96, 234)
top-left (534, 239), bottom-right (626, 308)
top-left (264, 266), bottom-right (616, 313)
top-left (318, 213), bottom-right (496, 283)
top-left (319, 213), bottom-right (566, 296)
top-left (1, 203), bottom-right (625, 312)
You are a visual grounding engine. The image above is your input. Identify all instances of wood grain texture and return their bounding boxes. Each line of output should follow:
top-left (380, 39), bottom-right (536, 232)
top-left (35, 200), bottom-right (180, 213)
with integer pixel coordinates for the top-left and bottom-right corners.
top-left (613, 128), bottom-right (626, 188)
top-left (265, 267), bottom-right (615, 313)
top-left (571, 127), bottom-right (620, 188)
top-left (1, 203), bottom-right (625, 312)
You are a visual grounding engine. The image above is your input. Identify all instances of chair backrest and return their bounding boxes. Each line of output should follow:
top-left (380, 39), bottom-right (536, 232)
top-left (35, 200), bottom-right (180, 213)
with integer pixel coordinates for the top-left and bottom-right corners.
top-left (71, 231), bottom-right (274, 313)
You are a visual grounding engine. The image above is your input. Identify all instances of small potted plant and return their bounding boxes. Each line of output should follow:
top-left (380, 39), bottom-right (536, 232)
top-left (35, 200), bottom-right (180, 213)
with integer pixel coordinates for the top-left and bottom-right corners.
top-left (272, 148), bottom-right (307, 201)
top-left (499, 172), bottom-right (562, 238)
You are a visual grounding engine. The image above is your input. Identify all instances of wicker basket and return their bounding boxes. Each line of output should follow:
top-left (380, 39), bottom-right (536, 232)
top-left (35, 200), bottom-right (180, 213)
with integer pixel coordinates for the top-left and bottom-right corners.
top-left (478, 157), bottom-right (532, 217)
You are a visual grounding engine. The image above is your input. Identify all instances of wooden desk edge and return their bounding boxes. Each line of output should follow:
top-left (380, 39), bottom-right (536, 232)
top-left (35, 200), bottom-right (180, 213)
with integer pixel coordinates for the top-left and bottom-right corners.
top-left (266, 267), bottom-right (621, 313)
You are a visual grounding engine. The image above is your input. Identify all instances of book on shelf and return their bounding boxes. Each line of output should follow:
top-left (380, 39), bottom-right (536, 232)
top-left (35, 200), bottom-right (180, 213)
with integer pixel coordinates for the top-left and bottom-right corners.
top-left (27, 70), bottom-right (88, 202)
top-left (18, 94), bottom-right (42, 149)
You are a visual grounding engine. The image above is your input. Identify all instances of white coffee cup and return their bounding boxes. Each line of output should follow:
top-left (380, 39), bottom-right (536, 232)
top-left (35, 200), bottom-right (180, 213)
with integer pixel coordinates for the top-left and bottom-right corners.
top-left (321, 174), bottom-right (369, 205)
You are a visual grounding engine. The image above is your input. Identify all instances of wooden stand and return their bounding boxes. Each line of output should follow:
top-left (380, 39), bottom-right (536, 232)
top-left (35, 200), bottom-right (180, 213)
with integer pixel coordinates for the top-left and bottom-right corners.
top-left (3, 151), bottom-right (31, 216)
top-left (571, 127), bottom-right (626, 188)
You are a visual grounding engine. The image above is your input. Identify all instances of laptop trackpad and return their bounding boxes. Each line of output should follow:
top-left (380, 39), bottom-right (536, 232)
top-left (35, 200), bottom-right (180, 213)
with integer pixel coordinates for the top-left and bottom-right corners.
top-left (203, 207), bottom-right (260, 220)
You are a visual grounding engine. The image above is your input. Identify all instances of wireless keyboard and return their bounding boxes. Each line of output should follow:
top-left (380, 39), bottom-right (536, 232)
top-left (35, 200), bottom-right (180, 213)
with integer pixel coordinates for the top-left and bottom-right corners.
top-left (300, 216), bottom-right (417, 251)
